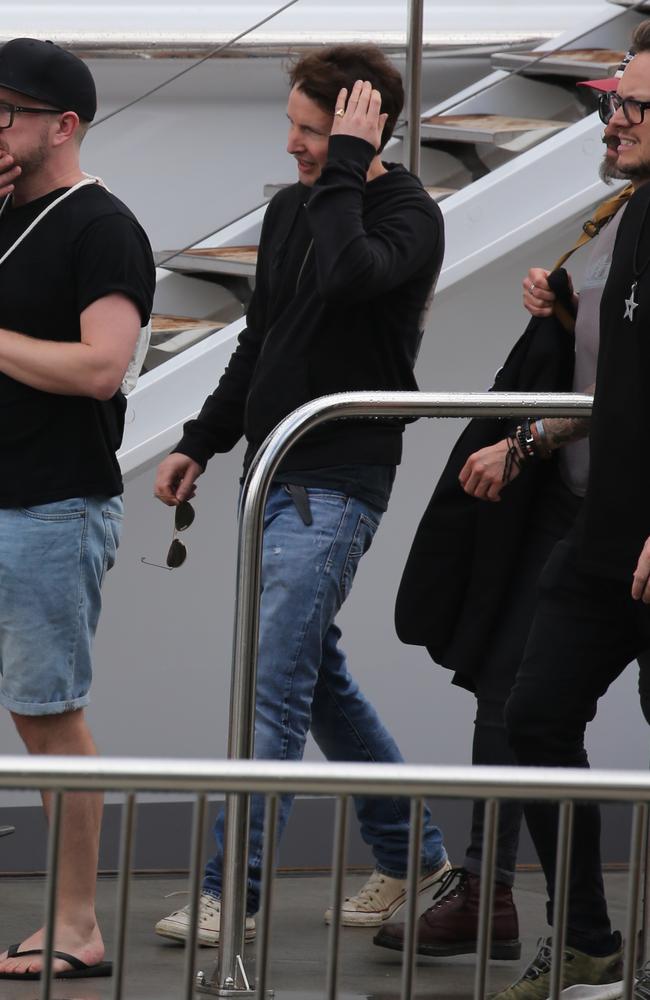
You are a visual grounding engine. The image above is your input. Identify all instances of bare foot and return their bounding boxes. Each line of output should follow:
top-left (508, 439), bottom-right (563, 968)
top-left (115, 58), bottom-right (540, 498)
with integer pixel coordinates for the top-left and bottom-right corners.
top-left (0, 921), bottom-right (105, 976)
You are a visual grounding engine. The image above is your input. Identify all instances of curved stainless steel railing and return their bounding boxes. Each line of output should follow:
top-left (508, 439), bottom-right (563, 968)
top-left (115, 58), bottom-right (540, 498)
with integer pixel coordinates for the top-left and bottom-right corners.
top-left (215, 390), bottom-right (595, 996)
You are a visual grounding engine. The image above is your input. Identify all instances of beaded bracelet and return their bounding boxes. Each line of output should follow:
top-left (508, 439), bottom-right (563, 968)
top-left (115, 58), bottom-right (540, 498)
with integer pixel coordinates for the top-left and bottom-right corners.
top-left (515, 419), bottom-right (538, 461)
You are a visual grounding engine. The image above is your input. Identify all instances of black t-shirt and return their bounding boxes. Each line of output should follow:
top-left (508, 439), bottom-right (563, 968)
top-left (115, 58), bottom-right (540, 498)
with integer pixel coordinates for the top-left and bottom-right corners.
top-left (0, 183), bottom-right (155, 507)
top-left (580, 181), bottom-right (650, 580)
top-left (274, 464), bottom-right (395, 512)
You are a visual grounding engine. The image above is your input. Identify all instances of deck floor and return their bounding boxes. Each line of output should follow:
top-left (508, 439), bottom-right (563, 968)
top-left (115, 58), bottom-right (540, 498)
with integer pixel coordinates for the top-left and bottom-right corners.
top-left (0, 870), bottom-right (632, 999)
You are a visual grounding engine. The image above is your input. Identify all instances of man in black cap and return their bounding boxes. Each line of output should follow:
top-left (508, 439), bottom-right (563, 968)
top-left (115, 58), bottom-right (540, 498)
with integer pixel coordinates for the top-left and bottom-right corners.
top-left (0, 39), bottom-right (155, 980)
top-left (489, 21), bottom-right (650, 1000)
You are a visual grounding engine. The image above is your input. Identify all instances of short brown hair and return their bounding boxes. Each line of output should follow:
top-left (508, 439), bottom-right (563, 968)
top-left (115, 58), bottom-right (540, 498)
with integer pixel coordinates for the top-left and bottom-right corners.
top-left (288, 44), bottom-right (403, 152)
top-left (632, 19), bottom-right (650, 53)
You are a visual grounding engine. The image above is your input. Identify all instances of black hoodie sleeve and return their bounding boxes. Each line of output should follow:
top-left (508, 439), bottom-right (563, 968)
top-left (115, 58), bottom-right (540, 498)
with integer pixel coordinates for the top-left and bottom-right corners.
top-left (174, 211), bottom-right (274, 468)
top-left (306, 134), bottom-right (440, 304)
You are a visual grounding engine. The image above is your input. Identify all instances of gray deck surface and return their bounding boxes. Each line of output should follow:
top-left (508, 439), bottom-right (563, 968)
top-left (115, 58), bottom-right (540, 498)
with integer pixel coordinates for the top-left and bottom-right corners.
top-left (0, 870), bottom-right (631, 999)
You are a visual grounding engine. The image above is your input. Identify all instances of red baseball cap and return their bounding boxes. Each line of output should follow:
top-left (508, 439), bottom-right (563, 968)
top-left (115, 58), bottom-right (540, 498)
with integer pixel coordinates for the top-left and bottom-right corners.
top-left (577, 49), bottom-right (635, 93)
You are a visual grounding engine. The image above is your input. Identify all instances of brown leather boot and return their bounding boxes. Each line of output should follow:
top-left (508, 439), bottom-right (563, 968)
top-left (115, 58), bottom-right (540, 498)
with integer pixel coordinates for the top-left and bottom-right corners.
top-left (373, 867), bottom-right (521, 960)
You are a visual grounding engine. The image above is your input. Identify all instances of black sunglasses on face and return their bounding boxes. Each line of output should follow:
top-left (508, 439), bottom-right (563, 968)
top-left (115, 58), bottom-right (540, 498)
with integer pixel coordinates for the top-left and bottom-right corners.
top-left (598, 90), bottom-right (650, 126)
top-left (140, 500), bottom-right (195, 570)
top-left (0, 101), bottom-right (63, 130)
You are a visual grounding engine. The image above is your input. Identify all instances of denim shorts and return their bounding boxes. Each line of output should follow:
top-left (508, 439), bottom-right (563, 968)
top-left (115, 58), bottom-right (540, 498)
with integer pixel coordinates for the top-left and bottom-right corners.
top-left (0, 495), bottom-right (123, 716)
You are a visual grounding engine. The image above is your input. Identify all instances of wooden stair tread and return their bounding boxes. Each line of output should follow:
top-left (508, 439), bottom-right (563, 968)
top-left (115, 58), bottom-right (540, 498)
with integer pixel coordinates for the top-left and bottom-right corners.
top-left (492, 48), bottom-right (625, 78)
top-left (155, 245), bottom-right (258, 278)
top-left (420, 113), bottom-right (567, 146)
top-left (148, 314), bottom-right (227, 359)
top-left (151, 314), bottom-right (225, 334)
top-left (425, 186), bottom-right (457, 201)
top-left (182, 246), bottom-right (258, 264)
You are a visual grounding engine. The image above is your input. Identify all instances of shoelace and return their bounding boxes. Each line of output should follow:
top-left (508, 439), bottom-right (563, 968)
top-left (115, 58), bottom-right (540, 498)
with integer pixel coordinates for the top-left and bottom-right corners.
top-left (428, 866), bottom-right (469, 909)
top-left (355, 871), bottom-right (387, 902)
top-left (167, 891), bottom-right (218, 917)
top-left (636, 963), bottom-right (650, 999)
top-left (522, 939), bottom-right (573, 982)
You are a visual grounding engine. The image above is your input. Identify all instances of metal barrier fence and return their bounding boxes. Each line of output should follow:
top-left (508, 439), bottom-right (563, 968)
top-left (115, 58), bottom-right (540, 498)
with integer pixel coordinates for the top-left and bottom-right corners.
top-left (8, 389), bottom-right (641, 1000)
top-left (0, 756), bottom-right (649, 1000)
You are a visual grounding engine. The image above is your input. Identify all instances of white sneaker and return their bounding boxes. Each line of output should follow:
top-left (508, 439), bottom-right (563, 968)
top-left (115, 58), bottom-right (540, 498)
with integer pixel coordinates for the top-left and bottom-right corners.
top-left (324, 859), bottom-right (453, 928)
top-left (559, 985), bottom-right (624, 999)
top-left (154, 891), bottom-right (256, 947)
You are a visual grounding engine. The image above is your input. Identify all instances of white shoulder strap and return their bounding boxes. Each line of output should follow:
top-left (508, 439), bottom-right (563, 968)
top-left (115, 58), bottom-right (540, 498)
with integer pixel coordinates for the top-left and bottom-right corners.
top-left (0, 176), bottom-right (100, 268)
top-left (0, 176), bottom-right (151, 397)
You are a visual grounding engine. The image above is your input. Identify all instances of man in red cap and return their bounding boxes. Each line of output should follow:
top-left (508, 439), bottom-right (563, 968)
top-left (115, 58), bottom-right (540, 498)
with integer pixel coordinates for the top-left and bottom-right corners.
top-left (484, 23), bottom-right (650, 1000)
top-left (375, 50), bottom-right (638, 977)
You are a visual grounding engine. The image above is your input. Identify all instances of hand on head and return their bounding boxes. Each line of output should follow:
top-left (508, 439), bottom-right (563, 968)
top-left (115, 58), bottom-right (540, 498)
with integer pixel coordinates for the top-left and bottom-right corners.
top-left (331, 80), bottom-right (388, 150)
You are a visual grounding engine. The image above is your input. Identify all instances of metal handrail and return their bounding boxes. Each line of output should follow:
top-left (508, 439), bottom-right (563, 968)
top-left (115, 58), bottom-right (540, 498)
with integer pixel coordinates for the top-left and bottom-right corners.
top-left (405, 0), bottom-right (424, 174)
top-left (0, 755), bottom-right (647, 1000)
top-left (213, 389), bottom-right (594, 995)
top-left (2, 755), bottom-right (649, 799)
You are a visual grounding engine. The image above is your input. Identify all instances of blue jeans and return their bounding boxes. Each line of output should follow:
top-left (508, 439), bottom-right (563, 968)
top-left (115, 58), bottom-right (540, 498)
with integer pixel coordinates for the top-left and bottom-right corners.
top-left (204, 485), bottom-right (446, 912)
top-left (0, 495), bottom-right (123, 716)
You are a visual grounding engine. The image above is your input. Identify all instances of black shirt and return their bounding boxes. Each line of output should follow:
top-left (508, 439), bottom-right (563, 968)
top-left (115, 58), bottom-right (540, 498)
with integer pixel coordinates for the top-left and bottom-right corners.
top-left (580, 181), bottom-right (650, 580)
top-left (275, 463), bottom-right (396, 512)
top-left (0, 183), bottom-right (155, 507)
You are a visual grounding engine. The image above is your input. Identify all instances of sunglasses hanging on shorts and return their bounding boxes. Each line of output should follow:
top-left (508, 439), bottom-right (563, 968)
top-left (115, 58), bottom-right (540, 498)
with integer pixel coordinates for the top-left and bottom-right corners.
top-left (140, 500), bottom-right (195, 570)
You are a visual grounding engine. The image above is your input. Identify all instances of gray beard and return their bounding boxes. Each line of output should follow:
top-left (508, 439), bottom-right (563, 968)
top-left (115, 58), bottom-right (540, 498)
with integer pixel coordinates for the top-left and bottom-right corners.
top-left (599, 156), bottom-right (626, 185)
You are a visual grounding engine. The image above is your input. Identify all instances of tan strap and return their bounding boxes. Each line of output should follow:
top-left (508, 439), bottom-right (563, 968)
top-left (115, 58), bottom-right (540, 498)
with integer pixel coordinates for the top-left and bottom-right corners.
top-left (553, 184), bottom-right (634, 269)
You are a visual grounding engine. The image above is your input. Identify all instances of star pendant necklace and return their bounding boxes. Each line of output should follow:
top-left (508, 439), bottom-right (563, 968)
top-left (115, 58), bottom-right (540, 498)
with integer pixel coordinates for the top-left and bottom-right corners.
top-left (625, 283), bottom-right (639, 321)
top-left (625, 193), bottom-right (650, 322)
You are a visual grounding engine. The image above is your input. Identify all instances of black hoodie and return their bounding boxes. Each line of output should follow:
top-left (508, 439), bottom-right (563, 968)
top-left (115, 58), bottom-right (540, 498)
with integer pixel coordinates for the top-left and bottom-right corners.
top-left (176, 134), bottom-right (444, 474)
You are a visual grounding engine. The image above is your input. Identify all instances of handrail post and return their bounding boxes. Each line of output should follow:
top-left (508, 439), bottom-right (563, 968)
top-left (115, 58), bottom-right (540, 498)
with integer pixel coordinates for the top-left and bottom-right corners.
top-left (207, 474), bottom-right (268, 994)
top-left (405, 0), bottom-right (424, 175)
top-left (203, 391), bottom-right (594, 996)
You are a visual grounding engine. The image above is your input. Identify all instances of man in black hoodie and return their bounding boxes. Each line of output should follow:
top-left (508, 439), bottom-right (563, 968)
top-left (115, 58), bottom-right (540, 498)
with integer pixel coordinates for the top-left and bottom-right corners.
top-left (492, 23), bottom-right (650, 1000)
top-left (154, 44), bottom-right (448, 945)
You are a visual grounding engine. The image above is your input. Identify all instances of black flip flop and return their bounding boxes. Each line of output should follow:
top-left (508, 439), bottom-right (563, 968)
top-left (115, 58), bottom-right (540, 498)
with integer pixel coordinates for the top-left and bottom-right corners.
top-left (0, 944), bottom-right (113, 980)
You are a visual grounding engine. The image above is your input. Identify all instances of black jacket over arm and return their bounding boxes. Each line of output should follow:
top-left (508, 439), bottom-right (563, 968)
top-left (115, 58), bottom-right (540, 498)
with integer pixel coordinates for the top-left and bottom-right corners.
top-left (395, 270), bottom-right (576, 690)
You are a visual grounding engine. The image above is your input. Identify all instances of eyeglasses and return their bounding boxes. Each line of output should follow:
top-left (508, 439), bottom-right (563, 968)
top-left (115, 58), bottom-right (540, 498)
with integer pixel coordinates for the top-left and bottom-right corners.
top-left (0, 101), bottom-right (63, 130)
top-left (140, 500), bottom-right (195, 570)
top-left (598, 90), bottom-right (650, 126)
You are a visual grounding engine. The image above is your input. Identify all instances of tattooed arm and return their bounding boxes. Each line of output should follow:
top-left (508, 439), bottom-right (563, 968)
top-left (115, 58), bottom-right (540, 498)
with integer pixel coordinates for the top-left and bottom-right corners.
top-left (459, 384), bottom-right (593, 502)
top-left (530, 383), bottom-right (594, 456)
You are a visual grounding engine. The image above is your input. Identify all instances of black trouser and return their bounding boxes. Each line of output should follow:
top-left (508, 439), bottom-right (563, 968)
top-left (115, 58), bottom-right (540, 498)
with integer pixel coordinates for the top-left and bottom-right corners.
top-left (504, 535), bottom-right (650, 954)
top-left (465, 474), bottom-right (581, 886)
